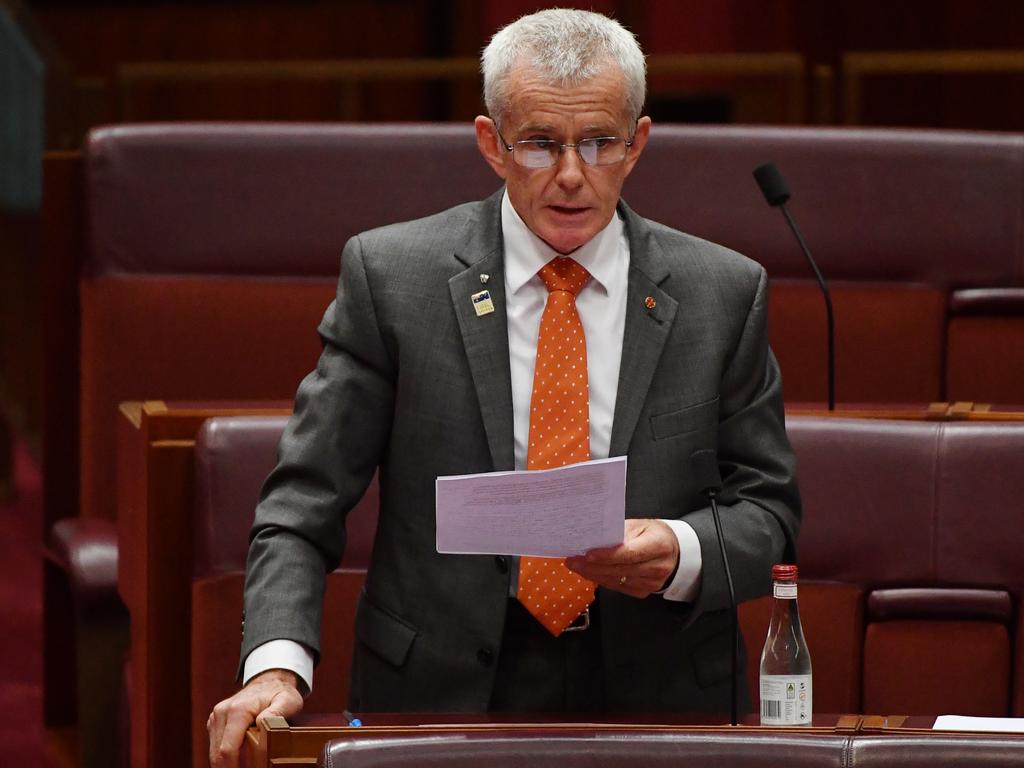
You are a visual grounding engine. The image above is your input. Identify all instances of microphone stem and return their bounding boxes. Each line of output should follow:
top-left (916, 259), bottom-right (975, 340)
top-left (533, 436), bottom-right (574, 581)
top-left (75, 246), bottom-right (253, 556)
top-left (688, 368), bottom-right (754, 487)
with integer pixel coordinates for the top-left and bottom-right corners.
top-left (709, 490), bottom-right (738, 726)
top-left (781, 205), bottom-right (835, 411)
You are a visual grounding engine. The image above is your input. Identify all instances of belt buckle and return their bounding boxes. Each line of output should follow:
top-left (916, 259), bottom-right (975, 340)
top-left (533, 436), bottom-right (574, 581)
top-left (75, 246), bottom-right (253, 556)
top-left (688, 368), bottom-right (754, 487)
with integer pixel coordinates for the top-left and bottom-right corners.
top-left (562, 607), bottom-right (590, 633)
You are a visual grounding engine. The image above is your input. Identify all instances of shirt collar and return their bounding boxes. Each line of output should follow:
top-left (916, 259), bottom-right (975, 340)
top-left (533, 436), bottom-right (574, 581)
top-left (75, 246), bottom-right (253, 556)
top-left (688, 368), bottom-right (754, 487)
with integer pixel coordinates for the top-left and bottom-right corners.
top-left (501, 189), bottom-right (624, 297)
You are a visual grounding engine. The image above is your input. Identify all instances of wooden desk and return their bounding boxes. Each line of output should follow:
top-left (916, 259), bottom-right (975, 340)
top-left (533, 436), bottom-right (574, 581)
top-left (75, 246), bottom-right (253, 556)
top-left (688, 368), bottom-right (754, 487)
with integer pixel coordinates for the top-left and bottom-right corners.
top-left (246, 713), bottom-right (1024, 768)
top-left (246, 713), bottom-right (864, 767)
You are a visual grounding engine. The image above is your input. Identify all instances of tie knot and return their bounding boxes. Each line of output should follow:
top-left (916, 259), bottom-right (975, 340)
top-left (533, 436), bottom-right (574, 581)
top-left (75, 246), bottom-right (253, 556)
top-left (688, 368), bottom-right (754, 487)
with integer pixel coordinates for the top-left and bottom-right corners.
top-left (538, 257), bottom-right (590, 296)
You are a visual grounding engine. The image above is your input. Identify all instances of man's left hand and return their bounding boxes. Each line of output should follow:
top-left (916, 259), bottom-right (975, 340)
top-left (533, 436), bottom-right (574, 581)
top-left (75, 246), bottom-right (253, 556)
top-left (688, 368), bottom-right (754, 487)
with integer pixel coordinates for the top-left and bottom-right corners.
top-left (565, 518), bottom-right (680, 598)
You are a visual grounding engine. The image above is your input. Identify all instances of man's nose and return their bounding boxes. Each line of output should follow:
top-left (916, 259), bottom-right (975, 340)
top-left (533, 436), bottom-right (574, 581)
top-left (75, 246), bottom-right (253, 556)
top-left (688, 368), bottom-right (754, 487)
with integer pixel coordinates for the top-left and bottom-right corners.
top-left (553, 146), bottom-right (586, 189)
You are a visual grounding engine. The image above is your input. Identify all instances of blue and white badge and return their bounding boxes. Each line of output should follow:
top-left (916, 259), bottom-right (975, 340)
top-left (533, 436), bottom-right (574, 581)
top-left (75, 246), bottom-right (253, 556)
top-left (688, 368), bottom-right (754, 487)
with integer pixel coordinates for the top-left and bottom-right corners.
top-left (471, 290), bottom-right (495, 317)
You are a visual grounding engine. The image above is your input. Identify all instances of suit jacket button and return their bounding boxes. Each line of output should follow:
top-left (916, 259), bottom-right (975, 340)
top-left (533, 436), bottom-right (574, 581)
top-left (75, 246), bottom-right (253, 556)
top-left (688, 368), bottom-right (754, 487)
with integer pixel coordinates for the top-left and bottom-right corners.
top-left (494, 555), bottom-right (508, 574)
top-left (477, 647), bottom-right (494, 667)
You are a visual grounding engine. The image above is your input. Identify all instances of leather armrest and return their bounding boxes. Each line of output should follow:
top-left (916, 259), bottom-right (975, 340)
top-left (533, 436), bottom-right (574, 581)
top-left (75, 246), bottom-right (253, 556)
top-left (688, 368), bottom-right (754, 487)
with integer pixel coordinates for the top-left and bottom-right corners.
top-left (868, 588), bottom-right (1012, 622)
top-left (49, 517), bottom-right (120, 610)
top-left (950, 288), bottom-right (1024, 315)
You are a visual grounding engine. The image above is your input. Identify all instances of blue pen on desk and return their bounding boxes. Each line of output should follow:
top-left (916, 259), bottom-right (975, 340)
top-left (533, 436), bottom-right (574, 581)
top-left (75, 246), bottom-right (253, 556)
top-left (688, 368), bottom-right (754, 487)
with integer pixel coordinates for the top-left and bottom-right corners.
top-left (342, 709), bottom-right (363, 727)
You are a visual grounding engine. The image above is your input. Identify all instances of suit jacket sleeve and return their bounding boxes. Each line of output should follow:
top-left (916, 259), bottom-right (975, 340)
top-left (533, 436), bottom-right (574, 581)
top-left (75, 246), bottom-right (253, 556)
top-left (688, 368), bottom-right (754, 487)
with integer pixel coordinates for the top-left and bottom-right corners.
top-left (239, 234), bottom-right (395, 671)
top-left (683, 265), bottom-right (800, 620)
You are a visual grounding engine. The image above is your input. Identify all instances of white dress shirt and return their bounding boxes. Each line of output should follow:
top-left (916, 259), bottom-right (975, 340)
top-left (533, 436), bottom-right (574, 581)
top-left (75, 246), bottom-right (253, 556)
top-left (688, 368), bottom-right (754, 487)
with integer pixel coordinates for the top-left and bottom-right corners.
top-left (244, 191), bottom-right (702, 693)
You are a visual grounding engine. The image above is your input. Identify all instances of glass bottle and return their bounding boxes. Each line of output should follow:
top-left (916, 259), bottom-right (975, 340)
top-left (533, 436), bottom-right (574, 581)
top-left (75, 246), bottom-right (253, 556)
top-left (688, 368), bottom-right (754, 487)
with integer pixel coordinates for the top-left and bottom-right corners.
top-left (759, 563), bottom-right (813, 726)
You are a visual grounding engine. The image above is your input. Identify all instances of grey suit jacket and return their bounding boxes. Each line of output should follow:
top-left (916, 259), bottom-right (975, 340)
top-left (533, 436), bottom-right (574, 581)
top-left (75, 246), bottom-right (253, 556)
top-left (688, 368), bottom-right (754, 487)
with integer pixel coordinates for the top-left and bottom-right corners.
top-left (241, 188), bottom-right (801, 713)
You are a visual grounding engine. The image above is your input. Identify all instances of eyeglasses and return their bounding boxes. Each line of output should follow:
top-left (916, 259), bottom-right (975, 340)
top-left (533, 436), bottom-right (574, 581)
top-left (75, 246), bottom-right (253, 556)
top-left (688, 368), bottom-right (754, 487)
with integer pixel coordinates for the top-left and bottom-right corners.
top-left (495, 127), bottom-right (634, 169)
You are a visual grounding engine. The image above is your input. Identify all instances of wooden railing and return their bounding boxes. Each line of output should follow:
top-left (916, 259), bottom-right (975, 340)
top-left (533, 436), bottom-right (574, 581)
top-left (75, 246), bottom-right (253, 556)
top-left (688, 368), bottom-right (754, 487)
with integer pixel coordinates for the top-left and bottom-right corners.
top-left (842, 49), bottom-right (1024, 124)
top-left (112, 52), bottom-right (810, 123)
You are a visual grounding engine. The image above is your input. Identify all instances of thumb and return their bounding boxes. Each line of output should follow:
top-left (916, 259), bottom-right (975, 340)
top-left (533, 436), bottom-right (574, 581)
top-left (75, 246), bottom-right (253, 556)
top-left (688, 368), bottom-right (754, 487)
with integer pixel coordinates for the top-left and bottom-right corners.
top-left (256, 690), bottom-right (302, 726)
top-left (255, 703), bottom-right (289, 727)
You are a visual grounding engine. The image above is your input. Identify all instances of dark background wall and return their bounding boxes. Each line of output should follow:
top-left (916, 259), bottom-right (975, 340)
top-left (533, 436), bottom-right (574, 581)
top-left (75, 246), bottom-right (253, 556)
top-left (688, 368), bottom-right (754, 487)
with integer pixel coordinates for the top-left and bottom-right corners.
top-left (20, 0), bottom-right (1024, 133)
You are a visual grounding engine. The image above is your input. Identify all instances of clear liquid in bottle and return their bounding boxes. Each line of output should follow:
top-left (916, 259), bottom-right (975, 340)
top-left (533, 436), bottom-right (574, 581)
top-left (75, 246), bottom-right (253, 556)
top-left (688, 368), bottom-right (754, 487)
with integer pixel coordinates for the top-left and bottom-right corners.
top-left (759, 563), bottom-right (812, 726)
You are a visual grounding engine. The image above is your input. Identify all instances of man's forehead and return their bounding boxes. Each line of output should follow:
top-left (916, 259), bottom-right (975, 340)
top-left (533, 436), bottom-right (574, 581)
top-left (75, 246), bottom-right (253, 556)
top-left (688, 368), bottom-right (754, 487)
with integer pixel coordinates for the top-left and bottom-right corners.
top-left (503, 67), bottom-right (631, 131)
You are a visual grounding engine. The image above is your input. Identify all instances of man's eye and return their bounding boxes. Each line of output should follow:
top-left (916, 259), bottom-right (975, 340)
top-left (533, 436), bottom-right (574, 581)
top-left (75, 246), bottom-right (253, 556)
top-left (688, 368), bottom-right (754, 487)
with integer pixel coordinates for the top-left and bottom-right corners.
top-left (589, 137), bottom-right (613, 148)
top-left (526, 139), bottom-right (557, 148)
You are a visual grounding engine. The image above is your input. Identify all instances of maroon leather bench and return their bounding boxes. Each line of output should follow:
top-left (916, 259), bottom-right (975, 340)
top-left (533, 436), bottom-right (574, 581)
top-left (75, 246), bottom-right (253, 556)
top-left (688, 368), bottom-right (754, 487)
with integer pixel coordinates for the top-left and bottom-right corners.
top-left (626, 126), bottom-right (1024, 405)
top-left (774, 416), bottom-right (1024, 718)
top-left (192, 415), bottom-right (379, 768)
top-left (319, 730), bottom-right (852, 768)
top-left (81, 123), bottom-right (499, 525)
top-left (318, 730), bottom-right (1024, 768)
top-left (75, 124), bottom-right (1024, 531)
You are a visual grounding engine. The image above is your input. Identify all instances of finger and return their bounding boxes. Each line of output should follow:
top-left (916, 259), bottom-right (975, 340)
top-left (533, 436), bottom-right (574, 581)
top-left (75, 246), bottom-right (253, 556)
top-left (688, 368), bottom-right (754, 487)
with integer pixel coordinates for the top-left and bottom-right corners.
top-left (580, 565), bottom-right (664, 594)
top-left (598, 576), bottom-right (660, 598)
top-left (571, 560), bottom-right (674, 597)
top-left (578, 533), bottom-right (673, 568)
top-left (208, 712), bottom-right (223, 767)
top-left (567, 558), bottom-right (667, 582)
top-left (208, 702), bottom-right (237, 768)
top-left (214, 711), bottom-right (252, 768)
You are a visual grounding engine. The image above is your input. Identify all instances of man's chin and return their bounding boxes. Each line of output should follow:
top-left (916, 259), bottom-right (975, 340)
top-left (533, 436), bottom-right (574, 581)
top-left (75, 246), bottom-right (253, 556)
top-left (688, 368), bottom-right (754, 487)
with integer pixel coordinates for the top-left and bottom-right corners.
top-left (538, 220), bottom-right (597, 254)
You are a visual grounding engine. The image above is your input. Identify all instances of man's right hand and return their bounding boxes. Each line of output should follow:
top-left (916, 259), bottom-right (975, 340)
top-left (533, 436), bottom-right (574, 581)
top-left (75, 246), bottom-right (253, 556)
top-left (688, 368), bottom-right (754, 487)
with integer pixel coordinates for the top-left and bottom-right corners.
top-left (207, 668), bottom-right (303, 768)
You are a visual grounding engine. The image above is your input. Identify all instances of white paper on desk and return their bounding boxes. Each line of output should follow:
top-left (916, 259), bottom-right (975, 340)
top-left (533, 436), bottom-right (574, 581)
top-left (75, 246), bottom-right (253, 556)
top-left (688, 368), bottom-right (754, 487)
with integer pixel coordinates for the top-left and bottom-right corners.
top-left (435, 457), bottom-right (626, 557)
top-left (933, 715), bottom-right (1024, 733)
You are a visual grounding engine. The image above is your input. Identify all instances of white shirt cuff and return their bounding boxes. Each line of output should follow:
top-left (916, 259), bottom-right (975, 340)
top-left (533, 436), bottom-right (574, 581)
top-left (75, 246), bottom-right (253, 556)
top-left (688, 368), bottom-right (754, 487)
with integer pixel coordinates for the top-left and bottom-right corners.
top-left (658, 519), bottom-right (703, 602)
top-left (243, 639), bottom-right (314, 696)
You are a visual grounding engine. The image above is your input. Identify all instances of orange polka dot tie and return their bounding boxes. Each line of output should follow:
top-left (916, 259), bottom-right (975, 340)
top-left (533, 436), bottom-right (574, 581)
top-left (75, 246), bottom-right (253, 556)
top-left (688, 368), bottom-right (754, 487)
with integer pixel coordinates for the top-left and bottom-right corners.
top-left (517, 257), bottom-right (598, 636)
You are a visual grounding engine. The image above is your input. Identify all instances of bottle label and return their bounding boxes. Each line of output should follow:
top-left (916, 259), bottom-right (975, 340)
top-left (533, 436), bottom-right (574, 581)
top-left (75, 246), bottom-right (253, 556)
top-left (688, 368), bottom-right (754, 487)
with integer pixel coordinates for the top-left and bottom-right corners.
top-left (760, 674), bottom-right (812, 726)
top-left (773, 583), bottom-right (798, 599)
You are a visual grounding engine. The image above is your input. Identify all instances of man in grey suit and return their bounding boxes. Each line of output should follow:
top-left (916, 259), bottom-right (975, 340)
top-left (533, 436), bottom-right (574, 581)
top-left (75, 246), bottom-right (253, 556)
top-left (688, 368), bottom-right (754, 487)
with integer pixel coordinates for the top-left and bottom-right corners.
top-left (209, 8), bottom-right (799, 767)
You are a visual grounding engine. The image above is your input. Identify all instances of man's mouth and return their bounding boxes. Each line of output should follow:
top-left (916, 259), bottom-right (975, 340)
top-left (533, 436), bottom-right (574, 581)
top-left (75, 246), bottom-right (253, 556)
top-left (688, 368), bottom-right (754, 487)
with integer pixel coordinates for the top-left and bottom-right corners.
top-left (548, 205), bottom-right (588, 216)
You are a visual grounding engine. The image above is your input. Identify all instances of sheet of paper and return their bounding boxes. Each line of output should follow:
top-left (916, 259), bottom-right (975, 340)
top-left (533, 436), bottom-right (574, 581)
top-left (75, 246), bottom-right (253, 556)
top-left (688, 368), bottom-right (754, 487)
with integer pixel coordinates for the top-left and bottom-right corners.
top-left (435, 457), bottom-right (626, 557)
top-left (933, 715), bottom-right (1024, 733)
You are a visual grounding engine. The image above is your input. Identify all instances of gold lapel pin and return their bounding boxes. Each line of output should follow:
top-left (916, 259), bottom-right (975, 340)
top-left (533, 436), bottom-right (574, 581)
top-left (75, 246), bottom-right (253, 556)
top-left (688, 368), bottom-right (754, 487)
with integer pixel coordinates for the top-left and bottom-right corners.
top-left (644, 296), bottom-right (657, 310)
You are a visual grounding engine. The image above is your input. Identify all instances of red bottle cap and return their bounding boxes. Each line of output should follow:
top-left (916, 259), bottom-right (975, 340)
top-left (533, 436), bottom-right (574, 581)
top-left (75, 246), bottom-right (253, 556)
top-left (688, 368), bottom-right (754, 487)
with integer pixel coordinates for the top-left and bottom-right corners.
top-left (772, 564), bottom-right (798, 581)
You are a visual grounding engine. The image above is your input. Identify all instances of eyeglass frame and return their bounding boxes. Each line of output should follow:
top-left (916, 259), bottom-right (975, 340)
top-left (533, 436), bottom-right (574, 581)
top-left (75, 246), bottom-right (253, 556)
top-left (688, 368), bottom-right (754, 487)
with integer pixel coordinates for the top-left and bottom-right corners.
top-left (494, 124), bottom-right (637, 169)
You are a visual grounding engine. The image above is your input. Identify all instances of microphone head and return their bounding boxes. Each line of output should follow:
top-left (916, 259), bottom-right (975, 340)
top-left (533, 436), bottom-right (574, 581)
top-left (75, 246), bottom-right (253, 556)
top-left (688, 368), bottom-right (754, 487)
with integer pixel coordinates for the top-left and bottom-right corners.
top-left (689, 449), bottom-right (722, 495)
top-left (753, 162), bottom-right (791, 207)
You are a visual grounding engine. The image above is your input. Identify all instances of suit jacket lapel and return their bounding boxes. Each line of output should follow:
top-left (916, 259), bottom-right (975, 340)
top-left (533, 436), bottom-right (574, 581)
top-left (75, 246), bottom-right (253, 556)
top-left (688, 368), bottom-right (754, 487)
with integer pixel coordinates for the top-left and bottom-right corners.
top-left (609, 202), bottom-right (679, 456)
top-left (448, 190), bottom-right (516, 472)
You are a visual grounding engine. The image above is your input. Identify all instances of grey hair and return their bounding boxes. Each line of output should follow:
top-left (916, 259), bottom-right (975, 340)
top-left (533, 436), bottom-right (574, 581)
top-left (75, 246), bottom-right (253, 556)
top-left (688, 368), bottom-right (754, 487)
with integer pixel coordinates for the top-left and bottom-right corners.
top-left (481, 8), bottom-right (647, 126)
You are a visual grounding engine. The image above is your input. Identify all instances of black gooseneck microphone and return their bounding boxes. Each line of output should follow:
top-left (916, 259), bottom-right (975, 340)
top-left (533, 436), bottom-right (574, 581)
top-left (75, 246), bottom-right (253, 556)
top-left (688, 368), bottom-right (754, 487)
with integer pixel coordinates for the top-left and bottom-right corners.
top-left (753, 162), bottom-right (835, 411)
top-left (690, 448), bottom-right (738, 726)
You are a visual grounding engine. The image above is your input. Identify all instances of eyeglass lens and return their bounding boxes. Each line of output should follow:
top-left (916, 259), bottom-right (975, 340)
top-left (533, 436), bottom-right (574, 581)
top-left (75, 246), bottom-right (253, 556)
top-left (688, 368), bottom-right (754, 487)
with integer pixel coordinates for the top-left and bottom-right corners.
top-left (515, 138), bottom-right (626, 168)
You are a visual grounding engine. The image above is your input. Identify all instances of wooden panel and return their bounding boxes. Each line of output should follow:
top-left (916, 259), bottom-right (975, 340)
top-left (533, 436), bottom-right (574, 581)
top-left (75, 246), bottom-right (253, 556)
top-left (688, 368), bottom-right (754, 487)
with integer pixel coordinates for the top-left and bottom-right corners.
top-left (116, 402), bottom-right (289, 768)
top-left (34, 1), bottom-right (444, 124)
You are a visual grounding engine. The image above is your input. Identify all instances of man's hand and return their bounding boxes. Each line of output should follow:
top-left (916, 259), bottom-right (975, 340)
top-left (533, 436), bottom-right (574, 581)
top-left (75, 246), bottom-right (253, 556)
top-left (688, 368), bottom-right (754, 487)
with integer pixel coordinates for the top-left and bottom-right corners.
top-left (207, 668), bottom-right (303, 768)
top-left (565, 518), bottom-right (680, 598)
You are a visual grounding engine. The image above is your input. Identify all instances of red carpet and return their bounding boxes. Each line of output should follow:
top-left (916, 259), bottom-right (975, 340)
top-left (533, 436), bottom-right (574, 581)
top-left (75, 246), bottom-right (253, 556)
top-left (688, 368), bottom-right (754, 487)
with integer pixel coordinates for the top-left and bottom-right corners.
top-left (0, 435), bottom-right (44, 764)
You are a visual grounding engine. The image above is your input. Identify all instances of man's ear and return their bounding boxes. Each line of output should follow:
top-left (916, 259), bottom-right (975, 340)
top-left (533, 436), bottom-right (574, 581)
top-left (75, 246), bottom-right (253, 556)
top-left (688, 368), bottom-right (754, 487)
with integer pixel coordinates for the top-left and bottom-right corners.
top-left (622, 116), bottom-right (652, 179)
top-left (475, 116), bottom-right (509, 181)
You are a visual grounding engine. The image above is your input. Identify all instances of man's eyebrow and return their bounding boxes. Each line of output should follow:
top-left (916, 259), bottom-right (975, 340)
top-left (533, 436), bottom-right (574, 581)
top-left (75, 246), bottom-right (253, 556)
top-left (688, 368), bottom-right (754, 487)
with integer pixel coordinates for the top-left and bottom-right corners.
top-left (516, 123), bottom-right (620, 137)
top-left (519, 123), bottom-right (557, 134)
